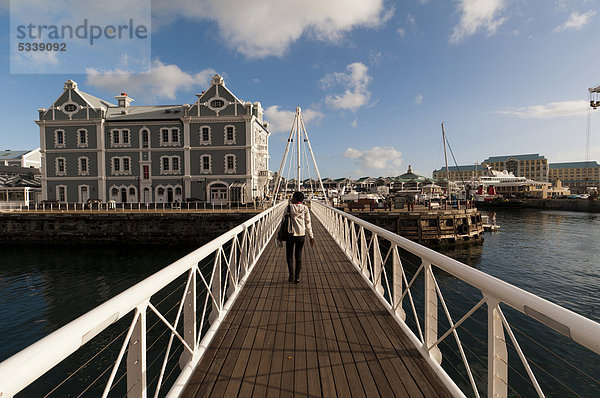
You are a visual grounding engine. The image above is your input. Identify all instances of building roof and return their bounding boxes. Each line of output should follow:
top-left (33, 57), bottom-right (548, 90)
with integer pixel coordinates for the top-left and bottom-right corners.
top-left (549, 161), bottom-right (600, 169)
top-left (433, 164), bottom-right (480, 173)
top-left (78, 90), bottom-right (115, 109)
top-left (483, 154), bottom-right (546, 162)
top-left (398, 165), bottom-right (425, 180)
top-left (105, 105), bottom-right (184, 120)
top-left (0, 150), bottom-right (31, 160)
top-left (0, 164), bottom-right (41, 176)
top-left (0, 173), bottom-right (41, 188)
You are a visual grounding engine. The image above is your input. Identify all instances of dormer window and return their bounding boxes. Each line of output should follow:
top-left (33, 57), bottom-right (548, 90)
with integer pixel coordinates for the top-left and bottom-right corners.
top-left (64, 104), bottom-right (77, 112)
top-left (211, 99), bottom-right (224, 108)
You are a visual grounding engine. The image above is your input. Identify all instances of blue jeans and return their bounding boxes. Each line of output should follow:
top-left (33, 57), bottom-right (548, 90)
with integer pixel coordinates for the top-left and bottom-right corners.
top-left (286, 236), bottom-right (305, 278)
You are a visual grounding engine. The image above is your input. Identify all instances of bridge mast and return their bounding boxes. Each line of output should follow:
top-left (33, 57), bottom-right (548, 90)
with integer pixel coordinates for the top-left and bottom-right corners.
top-left (271, 107), bottom-right (329, 205)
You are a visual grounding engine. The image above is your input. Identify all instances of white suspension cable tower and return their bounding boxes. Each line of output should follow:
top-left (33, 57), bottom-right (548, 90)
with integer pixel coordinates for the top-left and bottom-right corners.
top-left (272, 107), bottom-right (329, 205)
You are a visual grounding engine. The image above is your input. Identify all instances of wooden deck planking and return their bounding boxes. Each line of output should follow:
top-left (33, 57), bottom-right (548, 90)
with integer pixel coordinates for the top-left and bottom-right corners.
top-left (182, 214), bottom-right (453, 398)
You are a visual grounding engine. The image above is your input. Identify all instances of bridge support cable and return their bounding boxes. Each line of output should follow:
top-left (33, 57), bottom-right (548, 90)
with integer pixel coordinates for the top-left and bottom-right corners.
top-left (311, 201), bottom-right (600, 398)
top-left (271, 107), bottom-right (328, 205)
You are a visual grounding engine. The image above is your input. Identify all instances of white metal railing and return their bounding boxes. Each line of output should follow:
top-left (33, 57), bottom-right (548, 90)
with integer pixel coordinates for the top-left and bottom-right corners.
top-left (0, 201), bottom-right (268, 212)
top-left (311, 200), bottom-right (600, 397)
top-left (0, 202), bottom-right (286, 397)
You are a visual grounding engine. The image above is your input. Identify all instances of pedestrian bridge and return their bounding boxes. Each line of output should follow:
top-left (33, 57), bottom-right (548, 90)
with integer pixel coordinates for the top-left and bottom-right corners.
top-left (1, 201), bottom-right (599, 397)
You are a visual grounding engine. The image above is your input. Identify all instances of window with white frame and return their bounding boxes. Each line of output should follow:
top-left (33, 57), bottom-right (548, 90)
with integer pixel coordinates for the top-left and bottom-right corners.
top-left (224, 125), bottom-right (236, 145)
top-left (224, 154), bottom-right (236, 174)
top-left (159, 128), bottom-right (180, 146)
top-left (199, 126), bottom-right (212, 145)
top-left (160, 155), bottom-right (181, 175)
top-left (111, 129), bottom-right (131, 147)
top-left (111, 156), bottom-right (132, 175)
top-left (77, 129), bottom-right (88, 148)
top-left (57, 185), bottom-right (67, 202)
top-left (55, 157), bottom-right (67, 176)
top-left (199, 154), bottom-right (212, 174)
top-left (54, 129), bottom-right (66, 148)
top-left (78, 156), bottom-right (89, 176)
top-left (140, 128), bottom-right (150, 148)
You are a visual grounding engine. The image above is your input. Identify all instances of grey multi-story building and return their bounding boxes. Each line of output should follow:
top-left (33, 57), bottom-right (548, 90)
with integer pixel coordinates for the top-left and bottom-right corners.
top-left (36, 75), bottom-right (271, 204)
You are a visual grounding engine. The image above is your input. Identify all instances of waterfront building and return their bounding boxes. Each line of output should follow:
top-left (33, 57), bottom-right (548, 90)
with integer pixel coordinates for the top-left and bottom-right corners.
top-left (36, 76), bottom-right (271, 204)
top-left (549, 161), bottom-right (600, 194)
top-left (396, 165), bottom-right (427, 190)
top-left (482, 154), bottom-right (549, 182)
top-left (432, 164), bottom-right (487, 181)
top-left (0, 164), bottom-right (42, 207)
top-left (0, 149), bottom-right (41, 168)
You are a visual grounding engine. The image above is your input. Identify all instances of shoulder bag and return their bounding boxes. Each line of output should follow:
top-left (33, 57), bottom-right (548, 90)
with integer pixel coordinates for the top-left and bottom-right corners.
top-left (277, 204), bottom-right (292, 241)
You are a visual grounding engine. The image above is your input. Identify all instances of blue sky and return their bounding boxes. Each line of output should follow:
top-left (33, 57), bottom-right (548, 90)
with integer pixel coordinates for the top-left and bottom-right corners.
top-left (1, 0), bottom-right (599, 179)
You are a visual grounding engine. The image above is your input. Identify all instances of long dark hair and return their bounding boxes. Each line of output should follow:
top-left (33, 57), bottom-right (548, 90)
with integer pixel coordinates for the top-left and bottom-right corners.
top-left (292, 191), bottom-right (304, 203)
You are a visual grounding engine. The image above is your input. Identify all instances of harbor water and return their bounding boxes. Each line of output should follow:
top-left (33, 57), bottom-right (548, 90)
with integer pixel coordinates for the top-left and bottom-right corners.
top-left (1, 209), bottom-right (599, 396)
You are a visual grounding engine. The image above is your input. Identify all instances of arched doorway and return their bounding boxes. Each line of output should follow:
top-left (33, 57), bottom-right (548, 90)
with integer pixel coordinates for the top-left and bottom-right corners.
top-left (144, 188), bottom-right (150, 203)
top-left (209, 183), bottom-right (228, 205)
top-left (120, 188), bottom-right (127, 203)
top-left (167, 188), bottom-right (174, 202)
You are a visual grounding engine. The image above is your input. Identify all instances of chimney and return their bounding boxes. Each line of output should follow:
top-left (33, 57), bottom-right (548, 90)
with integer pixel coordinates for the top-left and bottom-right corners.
top-left (114, 92), bottom-right (134, 108)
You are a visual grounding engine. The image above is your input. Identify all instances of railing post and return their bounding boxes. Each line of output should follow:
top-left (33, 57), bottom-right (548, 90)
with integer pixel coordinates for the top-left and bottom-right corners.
top-left (209, 251), bottom-right (222, 324)
top-left (487, 297), bottom-right (508, 398)
top-left (127, 304), bottom-right (147, 398)
top-left (180, 270), bottom-right (197, 369)
top-left (360, 227), bottom-right (368, 278)
top-left (239, 227), bottom-right (248, 280)
top-left (424, 261), bottom-right (442, 364)
top-left (226, 238), bottom-right (238, 298)
top-left (372, 235), bottom-right (384, 295)
top-left (392, 245), bottom-right (406, 321)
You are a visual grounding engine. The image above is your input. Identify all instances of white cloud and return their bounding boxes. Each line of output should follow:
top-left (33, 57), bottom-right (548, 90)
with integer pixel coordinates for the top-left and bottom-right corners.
top-left (496, 100), bottom-right (589, 119)
top-left (321, 62), bottom-right (372, 112)
top-left (415, 93), bottom-right (423, 105)
top-left (351, 119), bottom-right (358, 128)
top-left (554, 11), bottom-right (596, 32)
top-left (369, 51), bottom-right (383, 66)
top-left (450, 0), bottom-right (507, 43)
top-left (397, 27), bottom-right (406, 37)
top-left (344, 146), bottom-right (403, 173)
top-left (263, 105), bottom-right (324, 134)
top-left (85, 60), bottom-right (215, 101)
top-left (152, 0), bottom-right (391, 58)
top-left (407, 13), bottom-right (416, 28)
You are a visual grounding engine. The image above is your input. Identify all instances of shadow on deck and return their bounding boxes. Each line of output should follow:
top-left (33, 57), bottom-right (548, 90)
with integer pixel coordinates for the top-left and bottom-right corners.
top-left (182, 215), bottom-right (452, 397)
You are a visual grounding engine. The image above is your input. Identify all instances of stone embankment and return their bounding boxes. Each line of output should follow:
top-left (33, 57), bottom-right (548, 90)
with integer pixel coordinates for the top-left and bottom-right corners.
top-left (0, 211), bottom-right (260, 245)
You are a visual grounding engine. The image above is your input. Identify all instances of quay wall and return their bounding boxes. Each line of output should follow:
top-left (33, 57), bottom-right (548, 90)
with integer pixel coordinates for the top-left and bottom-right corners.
top-left (0, 211), bottom-right (260, 245)
top-left (478, 199), bottom-right (600, 213)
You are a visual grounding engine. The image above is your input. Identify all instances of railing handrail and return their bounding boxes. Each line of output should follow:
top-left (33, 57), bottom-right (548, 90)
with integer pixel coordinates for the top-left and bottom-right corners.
top-left (0, 202), bottom-right (286, 397)
top-left (311, 201), bottom-right (600, 355)
top-left (313, 202), bottom-right (600, 354)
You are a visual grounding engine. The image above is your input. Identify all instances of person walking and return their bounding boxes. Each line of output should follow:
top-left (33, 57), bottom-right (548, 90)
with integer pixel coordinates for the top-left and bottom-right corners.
top-left (279, 191), bottom-right (314, 283)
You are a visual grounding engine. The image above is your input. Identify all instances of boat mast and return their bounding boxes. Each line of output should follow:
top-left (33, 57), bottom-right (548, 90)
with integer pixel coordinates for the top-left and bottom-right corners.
top-left (442, 122), bottom-right (450, 186)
